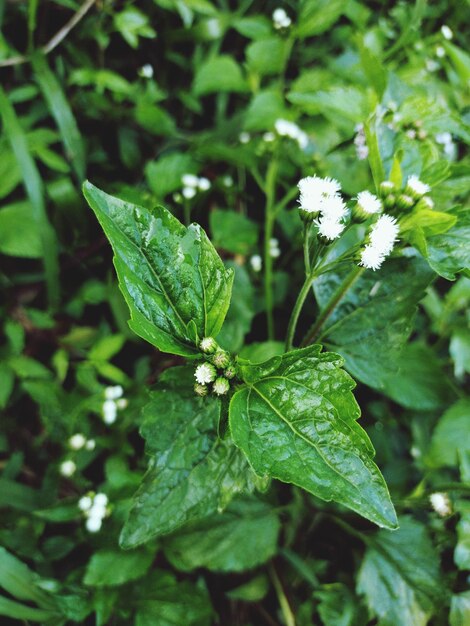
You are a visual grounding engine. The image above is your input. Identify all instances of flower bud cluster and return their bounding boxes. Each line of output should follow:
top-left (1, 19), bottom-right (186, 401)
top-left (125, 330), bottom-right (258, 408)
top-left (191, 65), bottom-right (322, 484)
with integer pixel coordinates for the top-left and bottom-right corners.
top-left (297, 175), bottom-right (348, 240)
top-left (78, 492), bottom-right (109, 533)
top-left (102, 385), bottom-right (128, 425)
top-left (378, 176), bottom-right (432, 215)
top-left (194, 337), bottom-right (237, 397)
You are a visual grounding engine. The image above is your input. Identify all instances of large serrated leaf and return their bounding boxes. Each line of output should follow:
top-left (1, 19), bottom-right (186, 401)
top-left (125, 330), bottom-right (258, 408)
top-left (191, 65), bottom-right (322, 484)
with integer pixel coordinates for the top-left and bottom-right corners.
top-left (120, 368), bottom-right (256, 548)
top-left (229, 345), bottom-right (398, 529)
top-left (83, 182), bottom-right (233, 356)
top-left (313, 256), bottom-right (434, 389)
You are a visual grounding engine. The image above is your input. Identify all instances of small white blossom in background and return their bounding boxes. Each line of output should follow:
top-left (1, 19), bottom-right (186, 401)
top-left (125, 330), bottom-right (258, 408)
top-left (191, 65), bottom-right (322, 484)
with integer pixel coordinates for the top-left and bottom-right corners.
top-left (102, 386), bottom-right (127, 425)
top-left (405, 175), bottom-right (430, 199)
top-left (60, 460), bottom-right (76, 477)
top-left (430, 492), bottom-right (452, 517)
top-left (360, 214), bottom-right (399, 271)
top-left (356, 191), bottom-right (383, 216)
top-left (274, 119), bottom-right (308, 150)
top-left (182, 186), bottom-right (197, 199)
top-left (223, 175), bottom-right (233, 188)
top-left (194, 362), bottom-right (216, 385)
top-left (435, 132), bottom-right (456, 160)
top-left (85, 439), bottom-right (96, 451)
top-left (441, 25), bottom-right (453, 40)
top-left (79, 492), bottom-right (109, 533)
top-left (138, 64), bottom-right (154, 78)
top-left (354, 123), bottom-right (369, 160)
top-left (263, 131), bottom-right (275, 143)
top-left (425, 59), bottom-right (440, 72)
top-left (250, 254), bottom-right (262, 272)
top-left (272, 7), bottom-right (291, 29)
top-left (269, 238), bottom-right (281, 258)
top-left (69, 433), bottom-right (86, 450)
top-left (239, 131), bottom-right (251, 144)
top-left (181, 174), bottom-right (211, 200)
top-left (298, 175), bottom-right (348, 241)
top-left (213, 377), bottom-right (230, 396)
top-left (435, 45), bottom-right (446, 58)
top-left (198, 177), bottom-right (211, 191)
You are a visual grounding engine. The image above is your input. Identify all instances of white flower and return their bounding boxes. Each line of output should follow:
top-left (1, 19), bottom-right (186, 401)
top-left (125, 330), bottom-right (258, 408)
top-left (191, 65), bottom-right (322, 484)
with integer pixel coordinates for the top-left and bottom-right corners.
top-left (60, 460), bottom-right (76, 477)
top-left (356, 191), bottom-right (383, 215)
top-left (360, 245), bottom-right (385, 270)
top-left (239, 132), bottom-right (251, 144)
top-left (275, 119), bottom-right (308, 149)
top-left (102, 400), bottom-right (117, 424)
top-left (250, 254), bottom-right (262, 272)
top-left (139, 64), bottom-right (154, 78)
top-left (200, 337), bottom-right (217, 353)
top-left (369, 214), bottom-right (399, 255)
top-left (441, 25), bottom-right (453, 40)
top-left (104, 385), bottom-right (123, 400)
top-left (78, 496), bottom-right (92, 511)
top-left (69, 433), bottom-right (86, 450)
top-left (272, 8), bottom-right (291, 29)
top-left (223, 175), bottom-right (233, 187)
top-left (435, 131), bottom-right (452, 146)
top-left (85, 439), bottom-right (96, 451)
top-left (406, 175), bottom-right (431, 197)
top-left (182, 186), bottom-right (197, 199)
top-left (213, 377), bottom-right (230, 396)
top-left (198, 177), bottom-right (211, 191)
top-left (356, 144), bottom-right (369, 160)
top-left (116, 398), bottom-right (128, 409)
top-left (430, 492), bottom-right (452, 517)
top-left (263, 131), bottom-right (275, 143)
top-left (435, 45), bottom-right (446, 58)
top-left (320, 194), bottom-right (348, 221)
top-left (297, 175), bottom-right (341, 213)
top-left (94, 493), bottom-right (108, 507)
top-left (85, 516), bottom-right (102, 533)
top-left (182, 174), bottom-right (199, 188)
top-left (194, 362), bottom-right (216, 384)
top-left (315, 217), bottom-right (345, 240)
top-left (269, 238), bottom-right (281, 258)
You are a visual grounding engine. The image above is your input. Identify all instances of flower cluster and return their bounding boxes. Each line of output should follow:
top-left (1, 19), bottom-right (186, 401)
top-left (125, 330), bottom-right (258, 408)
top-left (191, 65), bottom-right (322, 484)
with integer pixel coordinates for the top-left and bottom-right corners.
top-left (269, 238), bottom-right (281, 258)
top-left (194, 338), bottom-right (236, 397)
top-left (297, 175), bottom-right (347, 240)
top-left (78, 493), bottom-right (109, 533)
top-left (250, 254), bottom-right (262, 272)
top-left (181, 174), bottom-right (211, 200)
top-left (274, 119), bottom-right (308, 150)
top-left (102, 385), bottom-right (128, 425)
top-left (360, 214), bottom-right (400, 270)
top-left (272, 8), bottom-right (291, 29)
top-left (69, 433), bottom-right (95, 451)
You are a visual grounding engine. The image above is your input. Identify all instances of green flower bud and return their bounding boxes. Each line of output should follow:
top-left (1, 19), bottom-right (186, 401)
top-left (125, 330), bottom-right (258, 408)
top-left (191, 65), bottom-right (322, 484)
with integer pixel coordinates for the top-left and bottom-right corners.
top-left (194, 383), bottom-right (208, 397)
top-left (415, 196), bottom-right (434, 211)
top-left (199, 337), bottom-right (217, 354)
top-left (224, 365), bottom-right (237, 380)
top-left (383, 194), bottom-right (397, 210)
top-left (396, 194), bottom-right (415, 210)
top-left (299, 208), bottom-right (317, 223)
top-left (379, 181), bottom-right (396, 198)
top-left (213, 377), bottom-right (230, 396)
top-left (212, 350), bottom-right (230, 369)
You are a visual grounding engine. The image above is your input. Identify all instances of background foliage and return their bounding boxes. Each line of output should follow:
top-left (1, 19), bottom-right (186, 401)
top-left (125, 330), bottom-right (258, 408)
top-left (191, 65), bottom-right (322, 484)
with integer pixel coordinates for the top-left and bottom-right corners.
top-left (0, 1), bottom-right (469, 624)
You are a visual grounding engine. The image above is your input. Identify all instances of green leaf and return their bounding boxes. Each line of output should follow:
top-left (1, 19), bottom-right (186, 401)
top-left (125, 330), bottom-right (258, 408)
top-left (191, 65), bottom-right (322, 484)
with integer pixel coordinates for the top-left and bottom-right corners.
top-left (425, 207), bottom-right (470, 280)
top-left (135, 571), bottom-right (212, 626)
top-left (83, 182), bottom-right (234, 356)
top-left (297, 0), bottom-right (344, 38)
top-left (315, 583), bottom-right (364, 626)
top-left (357, 517), bottom-right (442, 626)
top-left (233, 16), bottom-right (272, 40)
top-left (217, 262), bottom-right (255, 353)
top-left (246, 38), bottom-right (288, 76)
top-left (455, 501), bottom-right (470, 571)
top-left (193, 56), bottom-right (247, 96)
top-left (357, 39), bottom-right (388, 99)
top-left (243, 89), bottom-right (288, 132)
top-left (32, 53), bottom-right (86, 181)
top-left (428, 399), bottom-right (470, 468)
top-left (84, 549), bottom-right (155, 587)
top-left (229, 345), bottom-right (398, 529)
top-left (314, 257), bottom-right (434, 389)
top-left (0, 596), bottom-right (56, 622)
top-left (145, 151), bottom-right (195, 198)
top-left (210, 209), bottom-right (258, 255)
top-left (450, 592), bottom-right (470, 626)
top-left (163, 497), bottom-right (279, 572)
top-left (0, 201), bottom-right (43, 258)
top-left (120, 368), bottom-right (256, 548)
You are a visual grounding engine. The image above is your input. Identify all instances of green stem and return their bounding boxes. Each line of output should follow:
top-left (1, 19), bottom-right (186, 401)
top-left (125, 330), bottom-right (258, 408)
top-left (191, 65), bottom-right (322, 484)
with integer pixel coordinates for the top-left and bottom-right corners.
top-left (264, 157), bottom-right (279, 340)
top-left (285, 263), bottom-right (320, 352)
top-left (268, 564), bottom-right (296, 626)
top-left (301, 266), bottom-right (365, 347)
top-left (303, 222), bottom-right (310, 276)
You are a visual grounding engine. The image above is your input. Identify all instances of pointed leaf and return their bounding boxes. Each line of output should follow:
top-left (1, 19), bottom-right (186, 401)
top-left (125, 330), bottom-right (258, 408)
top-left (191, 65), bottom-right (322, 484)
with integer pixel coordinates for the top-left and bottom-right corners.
top-left (83, 182), bottom-right (233, 356)
top-left (229, 346), bottom-right (398, 529)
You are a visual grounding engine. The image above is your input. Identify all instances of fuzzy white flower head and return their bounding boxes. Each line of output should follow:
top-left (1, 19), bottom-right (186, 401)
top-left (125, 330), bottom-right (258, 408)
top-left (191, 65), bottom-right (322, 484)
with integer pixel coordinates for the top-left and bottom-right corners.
top-left (435, 45), bottom-right (446, 58)
top-left (94, 493), bottom-right (108, 507)
top-left (102, 400), bottom-right (117, 425)
top-left (194, 362), bottom-right (216, 385)
top-left (269, 238), bottom-right (281, 258)
top-left (315, 217), bottom-right (345, 241)
top-left (78, 496), bottom-right (92, 511)
top-left (297, 176), bottom-right (341, 213)
top-left (139, 64), bottom-right (154, 78)
top-left (273, 8), bottom-right (291, 29)
top-left (69, 433), bottom-right (86, 450)
top-left (182, 174), bottom-right (199, 188)
top-left (406, 175), bottom-right (431, 197)
top-left (85, 516), bottom-right (102, 533)
top-left (320, 194), bottom-right (348, 221)
top-left (213, 377), bottom-right (230, 396)
top-left (60, 460), bottom-right (76, 477)
top-left (441, 25), bottom-right (453, 40)
top-left (200, 337), bottom-right (217, 353)
top-left (104, 385), bottom-right (123, 400)
top-left (430, 492), bottom-right (452, 517)
top-left (360, 245), bottom-right (385, 271)
top-left (357, 191), bottom-right (383, 215)
top-left (369, 214), bottom-right (399, 255)
top-left (85, 439), bottom-right (96, 451)
top-left (250, 254), bottom-right (262, 272)
top-left (182, 186), bottom-right (197, 200)
top-left (275, 119), bottom-right (298, 138)
top-left (198, 177), bottom-right (211, 191)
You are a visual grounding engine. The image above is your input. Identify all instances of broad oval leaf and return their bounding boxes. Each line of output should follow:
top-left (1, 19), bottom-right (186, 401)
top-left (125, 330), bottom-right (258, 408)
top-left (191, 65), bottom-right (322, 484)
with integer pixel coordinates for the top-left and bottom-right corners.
top-left (120, 368), bottom-right (256, 548)
top-left (83, 182), bottom-right (233, 356)
top-left (229, 345), bottom-right (398, 529)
